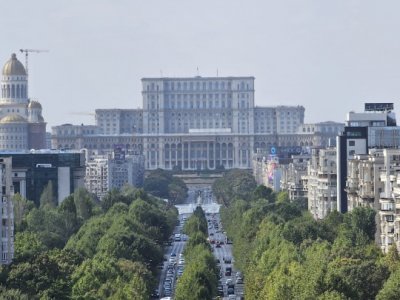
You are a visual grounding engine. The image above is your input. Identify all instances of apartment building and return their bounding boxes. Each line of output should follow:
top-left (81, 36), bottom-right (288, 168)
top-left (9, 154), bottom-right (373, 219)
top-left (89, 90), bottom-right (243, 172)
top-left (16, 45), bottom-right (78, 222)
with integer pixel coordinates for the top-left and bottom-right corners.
top-left (280, 154), bottom-right (311, 203)
top-left (0, 157), bottom-right (14, 264)
top-left (85, 153), bottom-right (145, 200)
top-left (307, 148), bottom-right (337, 220)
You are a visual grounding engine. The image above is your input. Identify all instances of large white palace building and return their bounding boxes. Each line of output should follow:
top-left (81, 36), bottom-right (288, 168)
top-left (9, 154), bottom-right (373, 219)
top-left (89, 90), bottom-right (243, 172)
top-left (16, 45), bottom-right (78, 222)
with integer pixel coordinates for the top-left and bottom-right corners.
top-left (52, 76), bottom-right (343, 170)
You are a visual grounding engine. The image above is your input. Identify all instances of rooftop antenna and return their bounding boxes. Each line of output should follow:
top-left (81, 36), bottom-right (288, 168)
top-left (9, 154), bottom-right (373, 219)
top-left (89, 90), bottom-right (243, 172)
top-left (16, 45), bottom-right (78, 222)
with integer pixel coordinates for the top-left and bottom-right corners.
top-left (196, 67), bottom-right (199, 76)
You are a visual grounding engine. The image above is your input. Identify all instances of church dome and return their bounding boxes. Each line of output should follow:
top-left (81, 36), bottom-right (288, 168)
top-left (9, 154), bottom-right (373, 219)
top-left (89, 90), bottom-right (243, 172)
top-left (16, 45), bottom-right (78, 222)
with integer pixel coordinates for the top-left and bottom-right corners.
top-left (28, 100), bottom-right (42, 109)
top-left (0, 114), bottom-right (27, 124)
top-left (2, 53), bottom-right (26, 76)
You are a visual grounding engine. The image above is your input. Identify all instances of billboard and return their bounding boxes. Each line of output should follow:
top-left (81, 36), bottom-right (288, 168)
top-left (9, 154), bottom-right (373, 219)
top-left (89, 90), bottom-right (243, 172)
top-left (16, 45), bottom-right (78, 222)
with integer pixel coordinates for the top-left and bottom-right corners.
top-left (365, 103), bottom-right (394, 112)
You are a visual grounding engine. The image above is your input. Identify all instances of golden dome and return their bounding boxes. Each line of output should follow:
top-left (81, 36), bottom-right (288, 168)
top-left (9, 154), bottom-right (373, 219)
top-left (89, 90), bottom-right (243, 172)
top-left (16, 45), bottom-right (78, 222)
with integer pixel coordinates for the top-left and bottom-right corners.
top-left (0, 114), bottom-right (27, 124)
top-left (2, 53), bottom-right (26, 76)
top-left (28, 100), bottom-right (42, 109)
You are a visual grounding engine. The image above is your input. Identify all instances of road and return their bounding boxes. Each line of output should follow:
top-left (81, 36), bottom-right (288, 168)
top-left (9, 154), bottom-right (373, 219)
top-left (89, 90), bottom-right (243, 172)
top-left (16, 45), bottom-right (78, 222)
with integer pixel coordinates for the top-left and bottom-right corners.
top-left (154, 185), bottom-right (244, 300)
top-left (207, 212), bottom-right (244, 300)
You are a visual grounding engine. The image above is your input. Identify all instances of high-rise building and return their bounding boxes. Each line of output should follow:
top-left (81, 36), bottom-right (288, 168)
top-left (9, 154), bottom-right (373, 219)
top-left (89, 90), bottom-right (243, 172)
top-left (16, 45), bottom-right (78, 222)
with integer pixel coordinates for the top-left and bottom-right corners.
top-left (307, 148), bottom-right (337, 219)
top-left (85, 152), bottom-right (144, 200)
top-left (0, 157), bottom-right (14, 264)
top-left (0, 53), bottom-right (46, 150)
top-left (337, 103), bottom-right (400, 213)
top-left (280, 153), bottom-right (311, 202)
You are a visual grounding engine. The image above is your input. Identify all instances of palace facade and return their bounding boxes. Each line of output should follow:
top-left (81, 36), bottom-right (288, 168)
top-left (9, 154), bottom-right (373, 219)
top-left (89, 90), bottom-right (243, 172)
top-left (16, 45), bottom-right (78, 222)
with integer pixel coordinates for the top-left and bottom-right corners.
top-left (52, 76), bottom-right (343, 170)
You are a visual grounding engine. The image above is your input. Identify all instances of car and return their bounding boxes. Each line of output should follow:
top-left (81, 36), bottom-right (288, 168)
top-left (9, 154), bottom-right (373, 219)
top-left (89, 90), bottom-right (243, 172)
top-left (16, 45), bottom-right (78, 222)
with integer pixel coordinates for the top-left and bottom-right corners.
top-left (216, 242), bottom-right (221, 248)
top-left (225, 267), bottom-right (232, 276)
top-left (169, 257), bottom-right (176, 264)
top-left (170, 252), bottom-right (176, 257)
top-left (228, 295), bottom-right (236, 300)
top-left (226, 278), bottom-right (233, 286)
top-left (227, 287), bottom-right (235, 295)
top-left (209, 232), bottom-right (214, 236)
top-left (223, 256), bottom-right (232, 264)
top-left (235, 271), bottom-right (243, 278)
top-left (150, 289), bottom-right (160, 298)
top-left (236, 277), bottom-right (243, 284)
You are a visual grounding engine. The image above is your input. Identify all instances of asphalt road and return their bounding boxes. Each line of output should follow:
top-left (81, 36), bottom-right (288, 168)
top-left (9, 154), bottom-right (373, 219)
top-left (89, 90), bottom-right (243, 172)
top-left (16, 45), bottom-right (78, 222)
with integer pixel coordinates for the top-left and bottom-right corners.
top-left (207, 213), bottom-right (244, 300)
top-left (155, 185), bottom-right (244, 299)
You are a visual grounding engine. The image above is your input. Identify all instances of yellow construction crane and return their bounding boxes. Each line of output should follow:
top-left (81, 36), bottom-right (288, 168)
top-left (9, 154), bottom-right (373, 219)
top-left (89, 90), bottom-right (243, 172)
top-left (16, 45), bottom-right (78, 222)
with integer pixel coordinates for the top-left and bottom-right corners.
top-left (19, 49), bottom-right (49, 76)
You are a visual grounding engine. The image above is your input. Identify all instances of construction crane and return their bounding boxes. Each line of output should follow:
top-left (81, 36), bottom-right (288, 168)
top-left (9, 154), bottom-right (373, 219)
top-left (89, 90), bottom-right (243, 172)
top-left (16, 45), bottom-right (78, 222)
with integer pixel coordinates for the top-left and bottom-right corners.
top-left (19, 49), bottom-right (49, 76)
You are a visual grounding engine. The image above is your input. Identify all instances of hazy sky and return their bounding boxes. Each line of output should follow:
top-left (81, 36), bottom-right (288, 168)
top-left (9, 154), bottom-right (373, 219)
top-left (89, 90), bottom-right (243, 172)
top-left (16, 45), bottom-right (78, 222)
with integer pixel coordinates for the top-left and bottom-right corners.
top-left (1, 0), bottom-right (400, 128)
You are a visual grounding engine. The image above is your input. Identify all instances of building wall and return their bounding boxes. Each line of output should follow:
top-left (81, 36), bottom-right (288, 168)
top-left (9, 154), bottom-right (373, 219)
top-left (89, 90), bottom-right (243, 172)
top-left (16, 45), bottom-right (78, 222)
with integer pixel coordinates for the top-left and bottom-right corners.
top-left (0, 157), bottom-right (14, 265)
top-left (85, 153), bottom-right (145, 200)
top-left (0, 151), bottom-right (85, 205)
top-left (308, 148), bottom-right (337, 220)
top-left (51, 77), bottom-right (343, 171)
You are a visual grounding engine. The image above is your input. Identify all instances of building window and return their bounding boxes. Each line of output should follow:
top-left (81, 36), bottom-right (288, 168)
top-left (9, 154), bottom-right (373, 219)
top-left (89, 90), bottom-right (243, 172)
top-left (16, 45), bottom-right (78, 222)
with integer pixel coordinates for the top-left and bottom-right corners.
top-left (348, 141), bottom-right (355, 146)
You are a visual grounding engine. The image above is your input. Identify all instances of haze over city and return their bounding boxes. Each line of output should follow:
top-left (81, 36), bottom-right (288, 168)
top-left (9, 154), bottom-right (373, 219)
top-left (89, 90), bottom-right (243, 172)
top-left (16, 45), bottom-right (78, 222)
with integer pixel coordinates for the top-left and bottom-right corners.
top-left (1, 0), bottom-right (400, 128)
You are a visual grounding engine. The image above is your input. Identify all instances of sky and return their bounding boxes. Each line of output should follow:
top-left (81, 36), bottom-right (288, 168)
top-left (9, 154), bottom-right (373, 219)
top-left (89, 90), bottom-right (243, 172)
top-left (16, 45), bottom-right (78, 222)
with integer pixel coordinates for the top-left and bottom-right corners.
top-left (1, 0), bottom-right (400, 128)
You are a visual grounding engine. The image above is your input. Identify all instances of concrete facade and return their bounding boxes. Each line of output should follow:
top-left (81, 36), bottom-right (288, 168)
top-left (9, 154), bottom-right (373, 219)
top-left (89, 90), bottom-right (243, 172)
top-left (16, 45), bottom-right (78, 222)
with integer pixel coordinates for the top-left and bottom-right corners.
top-left (85, 153), bottom-right (145, 200)
top-left (52, 76), bottom-right (343, 171)
top-left (0, 157), bottom-right (13, 264)
top-left (307, 148), bottom-right (337, 220)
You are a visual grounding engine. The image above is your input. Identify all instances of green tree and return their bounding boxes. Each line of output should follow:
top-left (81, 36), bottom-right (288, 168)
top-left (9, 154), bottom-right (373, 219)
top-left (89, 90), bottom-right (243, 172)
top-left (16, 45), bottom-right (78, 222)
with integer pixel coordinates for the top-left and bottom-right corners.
top-left (12, 194), bottom-right (34, 231)
top-left (0, 286), bottom-right (29, 300)
top-left (7, 249), bottom-right (82, 299)
top-left (377, 267), bottom-right (400, 300)
top-left (13, 231), bottom-right (46, 261)
top-left (345, 207), bottom-right (376, 241)
top-left (384, 244), bottom-right (400, 273)
top-left (71, 255), bottom-right (151, 300)
top-left (253, 185), bottom-right (273, 201)
top-left (40, 181), bottom-right (56, 208)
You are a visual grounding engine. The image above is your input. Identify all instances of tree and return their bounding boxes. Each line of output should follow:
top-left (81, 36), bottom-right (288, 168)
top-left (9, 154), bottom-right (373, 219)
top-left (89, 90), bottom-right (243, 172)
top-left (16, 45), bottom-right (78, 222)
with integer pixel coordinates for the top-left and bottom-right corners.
top-left (345, 207), bottom-right (376, 241)
top-left (74, 188), bottom-right (96, 221)
top-left (71, 255), bottom-right (151, 299)
top-left (101, 189), bottom-right (129, 211)
top-left (377, 267), bottom-right (400, 300)
top-left (385, 244), bottom-right (400, 273)
top-left (253, 185), bottom-right (273, 201)
top-left (40, 181), bottom-right (57, 208)
top-left (276, 191), bottom-right (290, 204)
top-left (12, 194), bottom-right (34, 231)
top-left (0, 286), bottom-right (29, 300)
top-left (13, 232), bottom-right (46, 261)
top-left (212, 169), bottom-right (257, 206)
top-left (7, 249), bottom-right (82, 299)
top-left (143, 169), bottom-right (187, 203)
top-left (325, 257), bottom-right (388, 300)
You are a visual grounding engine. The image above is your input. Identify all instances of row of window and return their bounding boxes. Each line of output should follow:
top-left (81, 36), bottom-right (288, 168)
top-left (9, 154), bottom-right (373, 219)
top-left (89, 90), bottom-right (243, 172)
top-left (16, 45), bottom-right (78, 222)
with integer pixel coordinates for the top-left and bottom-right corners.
top-left (147, 80), bottom-right (252, 92)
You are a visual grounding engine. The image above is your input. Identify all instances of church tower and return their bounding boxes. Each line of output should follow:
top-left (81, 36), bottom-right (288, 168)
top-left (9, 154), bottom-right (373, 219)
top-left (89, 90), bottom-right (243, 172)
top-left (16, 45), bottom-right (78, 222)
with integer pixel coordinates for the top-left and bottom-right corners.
top-left (0, 53), bottom-right (46, 150)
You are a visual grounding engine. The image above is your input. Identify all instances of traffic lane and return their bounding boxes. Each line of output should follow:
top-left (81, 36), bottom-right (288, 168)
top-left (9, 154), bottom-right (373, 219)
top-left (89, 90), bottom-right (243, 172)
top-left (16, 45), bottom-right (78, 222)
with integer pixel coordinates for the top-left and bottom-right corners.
top-left (157, 213), bottom-right (190, 298)
top-left (207, 215), bottom-right (244, 300)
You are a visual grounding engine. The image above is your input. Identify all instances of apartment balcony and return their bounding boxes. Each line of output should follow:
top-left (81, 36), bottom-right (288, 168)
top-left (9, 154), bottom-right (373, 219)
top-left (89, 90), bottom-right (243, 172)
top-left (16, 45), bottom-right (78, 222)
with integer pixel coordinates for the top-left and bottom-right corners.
top-left (360, 192), bottom-right (375, 200)
top-left (393, 186), bottom-right (400, 196)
